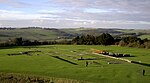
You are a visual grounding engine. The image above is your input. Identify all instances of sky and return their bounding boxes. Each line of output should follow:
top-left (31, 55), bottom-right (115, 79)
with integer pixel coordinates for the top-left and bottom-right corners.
top-left (0, 0), bottom-right (150, 29)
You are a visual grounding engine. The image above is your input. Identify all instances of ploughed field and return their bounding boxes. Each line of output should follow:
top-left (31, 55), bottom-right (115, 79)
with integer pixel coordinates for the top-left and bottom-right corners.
top-left (0, 45), bottom-right (150, 83)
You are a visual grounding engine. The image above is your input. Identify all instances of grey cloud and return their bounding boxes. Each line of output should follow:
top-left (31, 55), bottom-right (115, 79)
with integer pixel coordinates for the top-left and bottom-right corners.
top-left (48, 0), bottom-right (150, 15)
top-left (48, 0), bottom-right (92, 8)
top-left (27, 0), bottom-right (150, 22)
top-left (1, 0), bottom-right (150, 29)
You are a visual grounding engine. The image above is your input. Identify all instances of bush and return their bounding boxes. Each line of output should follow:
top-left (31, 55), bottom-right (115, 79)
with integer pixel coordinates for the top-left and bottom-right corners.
top-left (144, 41), bottom-right (150, 49)
top-left (118, 40), bottom-right (128, 46)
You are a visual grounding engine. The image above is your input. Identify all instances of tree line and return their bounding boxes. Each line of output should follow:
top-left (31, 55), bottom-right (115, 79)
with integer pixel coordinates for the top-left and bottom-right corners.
top-left (0, 33), bottom-right (150, 49)
top-left (0, 37), bottom-right (57, 47)
top-left (72, 33), bottom-right (150, 49)
top-left (118, 36), bottom-right (150, 48)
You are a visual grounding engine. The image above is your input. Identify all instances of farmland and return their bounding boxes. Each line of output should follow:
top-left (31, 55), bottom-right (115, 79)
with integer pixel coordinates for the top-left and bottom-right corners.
top-left (0, 45), bottom-right (150, 83)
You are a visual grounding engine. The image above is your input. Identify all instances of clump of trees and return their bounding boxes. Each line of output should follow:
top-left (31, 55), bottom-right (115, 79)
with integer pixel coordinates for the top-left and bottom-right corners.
top-left (118, 37), bottom-right (150, 48)
top-left (72, 33), bottom-right (114, 45)
top-left (72, 33), bottom-right (150, 49)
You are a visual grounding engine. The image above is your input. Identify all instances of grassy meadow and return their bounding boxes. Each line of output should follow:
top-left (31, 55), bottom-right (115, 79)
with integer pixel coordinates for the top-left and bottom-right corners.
top-left (0, 45), bottom-right (150, 83)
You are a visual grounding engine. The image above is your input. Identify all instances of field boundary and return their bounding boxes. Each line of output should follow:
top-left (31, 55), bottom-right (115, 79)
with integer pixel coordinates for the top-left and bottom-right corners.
top-left (52, 56), bottom-right (78, 65)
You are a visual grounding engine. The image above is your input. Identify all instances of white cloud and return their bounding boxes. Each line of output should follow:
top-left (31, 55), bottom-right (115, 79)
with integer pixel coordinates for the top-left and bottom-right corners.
top-left (0, 9), bottom-right (22, 14)
top-left (38, 9), bottom-right (66, 14)
top-left (84, 8), bottom-right (111, 13)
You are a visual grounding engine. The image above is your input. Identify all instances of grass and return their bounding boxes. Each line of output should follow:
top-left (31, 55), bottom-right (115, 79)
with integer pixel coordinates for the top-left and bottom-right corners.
top-left (0, 45), bottom-right (150, 83)
top-left (139, 35), bottom-right (150, 39)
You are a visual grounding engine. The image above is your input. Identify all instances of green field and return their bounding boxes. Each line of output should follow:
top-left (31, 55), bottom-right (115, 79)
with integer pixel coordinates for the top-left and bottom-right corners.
top-left (139, 35), bottom-right (150, 39)
top-left (0, 45), bottom-right (150, 83)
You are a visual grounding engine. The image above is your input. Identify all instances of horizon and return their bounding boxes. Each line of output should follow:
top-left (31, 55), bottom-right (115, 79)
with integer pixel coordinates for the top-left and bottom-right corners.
top-left (1, 27), bottom-right (150, 30)
top-left (0, 0), bottom-right (150, 29)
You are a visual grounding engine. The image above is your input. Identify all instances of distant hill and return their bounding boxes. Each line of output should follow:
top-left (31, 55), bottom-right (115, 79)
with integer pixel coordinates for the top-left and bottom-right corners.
top-left (61, 28), bottom-right (123, 36)
top-left (0, 27), bottom-right (150, 42)
top-left (0, 28), bottom-right (74, 42)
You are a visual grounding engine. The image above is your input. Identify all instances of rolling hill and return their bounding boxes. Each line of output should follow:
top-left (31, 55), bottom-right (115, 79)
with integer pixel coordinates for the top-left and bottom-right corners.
top-left (0, 28), bottom-right (74, 42)
top-left (0, 27), bottom-right (150, 42)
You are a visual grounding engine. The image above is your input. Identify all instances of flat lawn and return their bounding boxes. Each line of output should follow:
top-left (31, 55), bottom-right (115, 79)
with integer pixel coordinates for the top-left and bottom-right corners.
top-left (0, 45), bottom-right (150, 83)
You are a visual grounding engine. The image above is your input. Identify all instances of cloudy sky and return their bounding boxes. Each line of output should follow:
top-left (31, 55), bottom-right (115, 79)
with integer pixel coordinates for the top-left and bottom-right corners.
top-left (0, 0), bottom-right (150, 29)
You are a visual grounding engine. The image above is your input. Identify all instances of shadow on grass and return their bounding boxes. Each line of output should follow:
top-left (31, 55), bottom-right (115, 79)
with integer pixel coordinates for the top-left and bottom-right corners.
top-left (116, 55), bottom-right (136, 57)
top-left (131, 61), bottom-right (150, 67)
top-left (78, 58), bottom-right (103, 60)
top-left (52, 56), bottom-right (78, 65)
top-left (0, 46), bottom-right (19, 49)
top-left (0, 46), bottom-right (38, 49)
top-left (144, 75), bottom-right (150, 76)
top-left (0, 45), bottom-right (49, 49)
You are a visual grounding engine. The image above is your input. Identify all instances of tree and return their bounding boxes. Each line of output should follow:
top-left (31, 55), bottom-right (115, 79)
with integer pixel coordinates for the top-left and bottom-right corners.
top-left (118, 40), bottom-right (128, 46)
top-left (120, 37), bottom-right (144, 48)
top-left (13, 37), bottom-right (23, 46)
top-left (144, 41), bottom-right (150, 49)
top-left (84, 35), bottom-right (95, 45)
top-left (72, 36), bottom-right (80, 45)
top-left (96, 33), bottom-right (114, 45)
top-left (72, 33), bottom-right (114, 45)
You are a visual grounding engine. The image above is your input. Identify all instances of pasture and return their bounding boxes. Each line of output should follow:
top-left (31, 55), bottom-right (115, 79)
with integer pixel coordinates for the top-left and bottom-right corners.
top-left (0, 45), bottom-right (150, 83)
top-left (139, 35), bottom-right (150, 39)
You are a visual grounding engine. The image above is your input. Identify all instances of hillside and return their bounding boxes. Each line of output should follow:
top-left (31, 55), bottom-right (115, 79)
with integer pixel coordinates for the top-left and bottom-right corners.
top-left (61, 28), bottom-right (124, 36)
top-left (0, 28), bottom-right (74, 42)
top-left (0, 28), bottom-right (150, 42)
